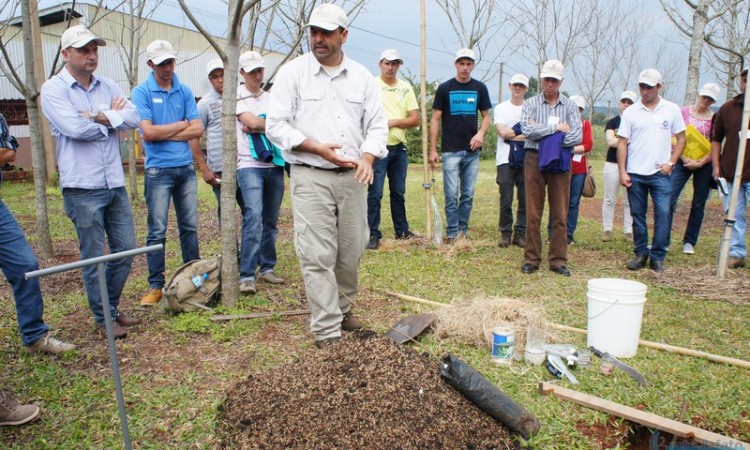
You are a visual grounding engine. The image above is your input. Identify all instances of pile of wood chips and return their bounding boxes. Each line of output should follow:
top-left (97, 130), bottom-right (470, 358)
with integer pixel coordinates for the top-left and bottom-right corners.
top-left (218, 331), bottom-right (513, 449)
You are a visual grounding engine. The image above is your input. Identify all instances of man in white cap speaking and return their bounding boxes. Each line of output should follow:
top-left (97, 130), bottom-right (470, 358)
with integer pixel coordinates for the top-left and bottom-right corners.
top-left (617, 68), bottom-right (686, 272)
top-left (365, 49), bottom-right (420, 250)
top-left (494, 73), bottom-right (529, 249)
top-left (41, 25), bottom-right (141, 339)
top-left (429, 48), bottom-right (492, 242)
top-left (266, 3), bottom-right (388, 348)
top-left (132, 39), bottom-right (204, 306)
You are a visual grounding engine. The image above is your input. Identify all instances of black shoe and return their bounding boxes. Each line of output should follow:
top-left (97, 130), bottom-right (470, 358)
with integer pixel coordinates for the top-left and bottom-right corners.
top-left (365, 236), bottom-right (380, 250)
top-left (396, 230), bottom-right (419, 240)
top-left (521, 263), bottom-right (538, 274)
top-left (650, 259), bottom-right (666, 272)
top-left (499, 233), bottom-right (511, 248)
top-left (627, 255), bottom-right (648, 270)
top-left (551, 266), bottom-right (571, 277)
top-left (567, 236), bottom-right (575, 245)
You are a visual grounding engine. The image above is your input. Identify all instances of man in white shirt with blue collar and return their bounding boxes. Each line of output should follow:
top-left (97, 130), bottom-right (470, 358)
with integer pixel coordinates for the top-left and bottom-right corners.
top-left (267, 3), bottom-right (388, 349)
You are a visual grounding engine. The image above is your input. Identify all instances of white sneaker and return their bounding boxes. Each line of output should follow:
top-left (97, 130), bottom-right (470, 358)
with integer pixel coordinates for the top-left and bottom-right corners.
top-left (683, 243), bottom-right (695, 255)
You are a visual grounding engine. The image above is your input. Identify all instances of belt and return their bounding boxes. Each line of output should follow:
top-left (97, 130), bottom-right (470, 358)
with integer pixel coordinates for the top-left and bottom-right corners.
top-left (295, 163), bottom-right (353, 173)
top-left (386, 143), bottom-right (406, 150)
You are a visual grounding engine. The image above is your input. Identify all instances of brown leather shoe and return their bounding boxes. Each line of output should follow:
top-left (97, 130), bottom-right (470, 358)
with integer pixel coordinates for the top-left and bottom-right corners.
top-left (97, 323), bottom-right (128, 339)
top-left (498, 233), bottom-right (511, 248)
top-left (728, 256), bottom-right (746, 269)
top-left (341, 311), bottom-right (362, 331)
top-left (115, 313), bottom-right (142, 327)
top-left (512, 233), bottom-right (526, 248)
top-left (314, 336), bottom-right (340, 349)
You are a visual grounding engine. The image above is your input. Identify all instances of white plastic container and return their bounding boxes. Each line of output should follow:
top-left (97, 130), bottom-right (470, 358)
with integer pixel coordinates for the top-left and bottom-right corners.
top-left (586, 278), bottom-right (647, 358)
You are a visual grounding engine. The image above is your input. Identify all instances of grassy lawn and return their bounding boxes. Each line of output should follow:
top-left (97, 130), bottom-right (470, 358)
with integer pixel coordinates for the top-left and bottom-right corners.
top-left (0, 151), bottom-right (748, 448)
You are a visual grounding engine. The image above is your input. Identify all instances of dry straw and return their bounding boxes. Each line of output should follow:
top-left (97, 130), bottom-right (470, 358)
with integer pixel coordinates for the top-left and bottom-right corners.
top-left (433, 296), bottom-right (548, 352)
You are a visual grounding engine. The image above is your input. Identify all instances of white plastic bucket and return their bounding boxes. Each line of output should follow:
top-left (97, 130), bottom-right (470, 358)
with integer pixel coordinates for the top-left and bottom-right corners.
top-left (586, 278), bottom-right (647, 358)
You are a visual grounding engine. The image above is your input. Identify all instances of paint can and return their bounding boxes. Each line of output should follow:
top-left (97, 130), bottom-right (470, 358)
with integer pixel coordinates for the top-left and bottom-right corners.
top-left (491, 326), bottom-right (514, 365)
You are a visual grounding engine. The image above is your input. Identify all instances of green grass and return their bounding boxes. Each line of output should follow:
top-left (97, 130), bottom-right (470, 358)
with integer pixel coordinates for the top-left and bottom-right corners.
top-left (0, 156), bottom-right (748, 449)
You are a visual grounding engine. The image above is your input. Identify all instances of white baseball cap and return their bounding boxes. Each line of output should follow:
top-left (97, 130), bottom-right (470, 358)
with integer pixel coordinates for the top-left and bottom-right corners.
top-left (509, 74), bottom-right (529, 87)
top-left (638, 68), bottom-right (662, 87)
top-left (380, 49), bottom-right (403, 64)
top-left (454, 48), bottom-right (476, 63)
top-left (239, 51), bottom-right (265, 73)
top-left (698, 83), bottom-right (720, 101)
top-left (61, 25), bottom-right (106, 49)
top-left (305, 3), bottom-right (348, 31)
top-left (540, 59), bottom-right (564, 80)
top-left (206, 58), bottom-right (223, 76)
top-left (570, 95), bottom-right (586, 110)
top-left (620, 90), bottom-right (638, 103)
top-left (146, 40), bottom-right (177, 65)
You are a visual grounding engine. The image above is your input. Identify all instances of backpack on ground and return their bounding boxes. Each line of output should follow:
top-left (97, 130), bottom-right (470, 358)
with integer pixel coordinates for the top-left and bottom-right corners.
top-left (163, 256), bottom-right (222, 313)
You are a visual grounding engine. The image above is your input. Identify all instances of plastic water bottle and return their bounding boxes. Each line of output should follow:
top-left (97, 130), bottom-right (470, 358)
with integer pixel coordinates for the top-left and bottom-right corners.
top-left (191, 273), bottom-right (208, 288)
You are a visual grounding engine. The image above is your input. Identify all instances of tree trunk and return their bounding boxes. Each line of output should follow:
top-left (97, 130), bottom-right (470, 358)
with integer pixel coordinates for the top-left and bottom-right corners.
top-left (684, 0), bottom-right (711, 105)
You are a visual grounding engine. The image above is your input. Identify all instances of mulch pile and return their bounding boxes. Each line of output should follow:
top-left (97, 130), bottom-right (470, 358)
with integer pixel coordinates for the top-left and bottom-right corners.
top-left (218, 331), bottom-right (514, 449)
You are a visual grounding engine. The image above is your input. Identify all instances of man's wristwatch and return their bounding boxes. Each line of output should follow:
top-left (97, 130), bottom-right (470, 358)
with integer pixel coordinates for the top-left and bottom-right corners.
top-left (667, 161), bottom-right (675, 168)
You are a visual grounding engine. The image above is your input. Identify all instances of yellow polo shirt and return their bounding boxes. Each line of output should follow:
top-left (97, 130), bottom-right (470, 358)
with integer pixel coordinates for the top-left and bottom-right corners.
top-left (377, 76), bottom-right (419, 146)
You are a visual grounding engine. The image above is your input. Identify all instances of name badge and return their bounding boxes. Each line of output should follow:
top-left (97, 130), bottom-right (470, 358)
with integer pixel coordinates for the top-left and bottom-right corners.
top-left (153, 98), bottom-right (163, 104)
top-left (572, 154), bottom-right (583, 163)
top-left (547, 116), bottom-right (560, 126)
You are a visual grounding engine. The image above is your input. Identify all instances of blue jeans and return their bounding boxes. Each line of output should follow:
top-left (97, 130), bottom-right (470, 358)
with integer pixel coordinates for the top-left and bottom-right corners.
top-left (211, 171), bottom-right (245, 229)
top-left (668, 161), bottom-right (712, 246)
top-left (627, 172), bottom-right (671, 261)
top-left (0, 200), bottom-right (49, 346)
top-left (144, 164), bottom-right (200, 288)
top-left (64, 187), bottom-right (136, 325)
top-left (237, 166), bottom-right (285, 281)
top-left (723, 181), bottom-right (750, 258)
top-left (442, 150), bottom-right (480, 238)
top-left (367, 145), bottom-right (409, 239)
top-left (546, 172), bottom-right (585, 239)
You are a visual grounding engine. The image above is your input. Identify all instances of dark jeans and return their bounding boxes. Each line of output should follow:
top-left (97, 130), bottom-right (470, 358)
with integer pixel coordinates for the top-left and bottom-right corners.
top-left (367, 145), bottom-right (409, 239)
top-left (63, 187), bottom-right (136, 325)
top-left (496, 163), bottom-right (526, 236)
top-left (144, 164), bottom-right (200, 288)
top-left (0, 200), bottom-right (49, 346)
top-left (668, 161), bottom-right (712, 246)
top-left (627, 172), bottom-right (671, 261)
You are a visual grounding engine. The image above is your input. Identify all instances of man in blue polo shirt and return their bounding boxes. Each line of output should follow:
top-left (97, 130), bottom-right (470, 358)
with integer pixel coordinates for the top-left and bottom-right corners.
top-left (131, 39), bottom-right (204, 306)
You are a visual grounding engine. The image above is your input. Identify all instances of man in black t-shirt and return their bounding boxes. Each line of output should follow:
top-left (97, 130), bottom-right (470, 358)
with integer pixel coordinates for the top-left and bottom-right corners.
top-left (429, 48), bottom-right (492, 241)
top-left (602, 90), bottom-right (636, 242)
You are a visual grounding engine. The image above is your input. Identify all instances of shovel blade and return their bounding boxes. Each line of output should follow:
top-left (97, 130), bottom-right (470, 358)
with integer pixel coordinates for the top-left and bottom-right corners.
top-left (384, 313), bottom-right (437, 344)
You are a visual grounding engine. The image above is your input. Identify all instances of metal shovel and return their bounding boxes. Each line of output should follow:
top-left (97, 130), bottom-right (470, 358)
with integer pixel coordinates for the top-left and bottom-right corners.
top-left (384, 313), bottom-right (438, 344)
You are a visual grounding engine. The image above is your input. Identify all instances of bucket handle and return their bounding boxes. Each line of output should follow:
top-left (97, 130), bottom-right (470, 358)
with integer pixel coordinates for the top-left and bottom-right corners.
top-left (587, 298), bottom-right (620, 320)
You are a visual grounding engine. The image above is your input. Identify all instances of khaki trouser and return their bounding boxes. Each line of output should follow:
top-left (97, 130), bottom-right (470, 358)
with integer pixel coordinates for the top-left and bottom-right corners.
top-left (523, 151), bottom-right (571, 269)
top-left (290, 165), bottom-right (368, 340)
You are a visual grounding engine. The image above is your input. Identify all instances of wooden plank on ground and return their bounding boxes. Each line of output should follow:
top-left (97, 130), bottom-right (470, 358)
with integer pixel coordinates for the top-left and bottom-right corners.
top-left (210, 309), bottom-right (310, 322)
top-left (538, 382), bottom-right (750, 450)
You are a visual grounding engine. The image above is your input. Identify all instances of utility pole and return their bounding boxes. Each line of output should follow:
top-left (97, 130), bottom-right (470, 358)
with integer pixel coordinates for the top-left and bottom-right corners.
top-left (498, 62), bottom-right (504, 102)
top-left (29, 0), bottom-right (57, 183)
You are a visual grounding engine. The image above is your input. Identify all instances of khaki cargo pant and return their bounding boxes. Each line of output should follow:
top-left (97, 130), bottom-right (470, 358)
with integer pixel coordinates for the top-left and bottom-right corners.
top-left (290, 165), bottom-right (368, 340)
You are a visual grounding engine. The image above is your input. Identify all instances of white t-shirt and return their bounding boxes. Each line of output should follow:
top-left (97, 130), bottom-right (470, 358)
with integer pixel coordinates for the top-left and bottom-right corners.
top-left (236, 86), bottom-right (274, 170)
top-left (618, 97), bottom-right (686, 176)
top-left (493, 100), bottom-right (524, 166)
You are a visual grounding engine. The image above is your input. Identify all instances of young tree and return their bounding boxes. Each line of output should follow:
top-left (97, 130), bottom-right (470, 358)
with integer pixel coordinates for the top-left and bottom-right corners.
top-left (703, 0), bottom-right (750, 99)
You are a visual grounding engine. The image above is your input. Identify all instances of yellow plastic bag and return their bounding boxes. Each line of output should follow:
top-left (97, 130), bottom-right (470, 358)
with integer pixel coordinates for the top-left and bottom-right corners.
top-left (682, 124), bottom-right (711, 160)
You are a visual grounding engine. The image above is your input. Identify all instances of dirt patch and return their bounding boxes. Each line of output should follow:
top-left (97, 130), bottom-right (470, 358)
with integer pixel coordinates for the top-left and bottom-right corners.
top-left (217, 332), bottom-right (515, 449)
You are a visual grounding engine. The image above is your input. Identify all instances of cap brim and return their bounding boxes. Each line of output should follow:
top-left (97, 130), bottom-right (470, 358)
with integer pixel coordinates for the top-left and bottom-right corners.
top-left (304, 21), bottom-right (341, 31)
top-left (151, 54), bottom-right (177, 65)
top-left (454, 57), bottom-right (475, 63)
top-left (70, 37), bottom-right (106, 48)
top-left (638, 80), bottom-right (658, 87)
top-left (540, 72), bottom-right (562, 80)
top-left (241, 64), bottom-right (265, 73)
top-left (207, 66), bottom-right (223, 76)
top-left (382, 58), bottom-right (403, 64)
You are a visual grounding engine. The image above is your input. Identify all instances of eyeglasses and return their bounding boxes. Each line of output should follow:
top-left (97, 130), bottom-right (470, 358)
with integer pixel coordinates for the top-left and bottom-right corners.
top-left (638, 83), bottom-right (656, 90)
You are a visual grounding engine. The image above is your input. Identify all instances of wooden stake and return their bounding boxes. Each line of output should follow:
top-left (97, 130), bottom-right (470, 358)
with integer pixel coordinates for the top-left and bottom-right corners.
top-left (382, 291), bottom-right (750, 369)
top-left (539, 382), bottom-right (749, 449)
top-left (210, 309), bottom-right (309, 322)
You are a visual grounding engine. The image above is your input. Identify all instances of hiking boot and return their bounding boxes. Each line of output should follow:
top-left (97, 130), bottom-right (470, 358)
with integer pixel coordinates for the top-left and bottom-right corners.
top-left (341, 311), bottom-right (362, 331)
top-left (624, 232), bottom-right (634, 243)
top-left (240, 281), bottom-right (257, 295)
top-left (97, 323), bottom-right (128, 339)
top-left (258, 272), bottom-right (285, 284)
top-left (140, 288), bottom-right (163, 307)
top-left (602, 231), bottom-right (612, 242)
top-left (728, 256), bottom-right (746, 269)
top-left (365, 236), bottom-right (380, 250)
top-left (396, 230), bottom-right (419, 240)
top-left (0, 390), bottom-right (40, 426)
top-left (314, 336), bottom-right (340, 349)
top-left (650, 259), bottom-right (666, 272)
top-left (512, 233), bottom-right (525, 248)
top-left (115, 313), bottom-right (142, 327)
top-left (627, 255), bottom-right (648, 270)
top-left (498, 233), bottom-right (511, 248)
top-left (683, 243), bottom-right (695, 255)
top-left (24, 333), bottom-right (75, 355)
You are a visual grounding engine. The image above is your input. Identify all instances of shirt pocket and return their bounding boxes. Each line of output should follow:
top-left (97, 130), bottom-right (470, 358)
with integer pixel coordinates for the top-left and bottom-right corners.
top-left (299, 89), bottom-right (324, 120)
top-left (345, 92), bottom-right (364, 117)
